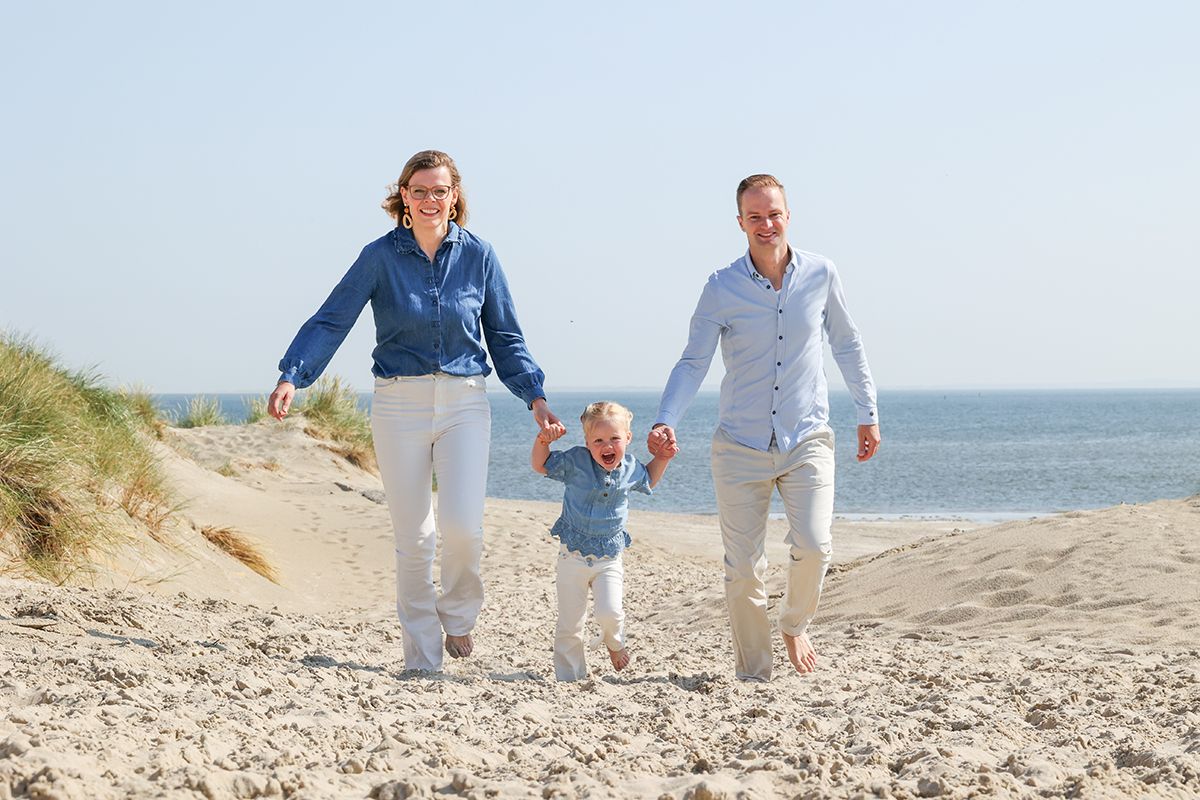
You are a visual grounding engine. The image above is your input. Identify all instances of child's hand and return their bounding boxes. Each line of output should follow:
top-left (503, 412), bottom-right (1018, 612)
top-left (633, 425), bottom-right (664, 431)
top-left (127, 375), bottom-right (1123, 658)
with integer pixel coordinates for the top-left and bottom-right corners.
top-left (659, 441), bottom-right (680, 460)
top-left (647, 425), bottom-right (676, 456)
top-left (536, 422), bottom-right (567, 445)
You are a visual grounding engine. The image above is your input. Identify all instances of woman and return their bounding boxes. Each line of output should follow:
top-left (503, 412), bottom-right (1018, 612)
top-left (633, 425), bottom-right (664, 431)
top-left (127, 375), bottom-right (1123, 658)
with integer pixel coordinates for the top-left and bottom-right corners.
top-left (268, 150), bottom-right (559, 672)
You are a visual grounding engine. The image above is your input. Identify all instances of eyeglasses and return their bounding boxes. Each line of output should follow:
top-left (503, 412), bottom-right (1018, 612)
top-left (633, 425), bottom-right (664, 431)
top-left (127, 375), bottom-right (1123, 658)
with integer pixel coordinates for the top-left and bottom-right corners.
top-left (407, 184), bottom-right (454, 201)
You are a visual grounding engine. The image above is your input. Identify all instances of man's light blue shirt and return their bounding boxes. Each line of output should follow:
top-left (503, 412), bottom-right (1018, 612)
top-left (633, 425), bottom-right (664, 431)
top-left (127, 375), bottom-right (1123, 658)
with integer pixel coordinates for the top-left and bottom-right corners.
top-left (277, 222), bottom-right (545, 407)
top-left (656, 249), bottom-right (877, 453)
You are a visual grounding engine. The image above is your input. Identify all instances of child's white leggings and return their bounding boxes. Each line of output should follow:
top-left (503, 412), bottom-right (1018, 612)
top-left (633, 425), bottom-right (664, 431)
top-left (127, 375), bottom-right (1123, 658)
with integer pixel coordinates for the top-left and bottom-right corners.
top-left (554, 546), bottom-right (625, 681)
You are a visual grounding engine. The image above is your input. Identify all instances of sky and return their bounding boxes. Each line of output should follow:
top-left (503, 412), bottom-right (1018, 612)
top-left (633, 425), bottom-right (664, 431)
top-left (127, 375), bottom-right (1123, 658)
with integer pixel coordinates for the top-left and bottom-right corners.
top-left (2, 2), bottom-right (1197, 394)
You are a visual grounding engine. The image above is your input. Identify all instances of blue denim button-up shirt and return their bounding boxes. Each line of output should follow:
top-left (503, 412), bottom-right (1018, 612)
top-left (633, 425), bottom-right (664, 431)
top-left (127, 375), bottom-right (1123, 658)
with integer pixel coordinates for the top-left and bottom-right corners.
top-left (543, 447), bottom-right (652, 558)
top-left (277, 223), bottom-right (545, 407)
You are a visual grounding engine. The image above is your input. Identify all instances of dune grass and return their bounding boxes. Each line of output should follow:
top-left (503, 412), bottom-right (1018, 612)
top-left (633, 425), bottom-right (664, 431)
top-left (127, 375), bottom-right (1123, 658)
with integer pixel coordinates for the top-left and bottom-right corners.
top-left (295, 376), bottom-right (376, 473)
top-left (175, 395), bottom-right (228, 428)
top-left (243, 395), bottom-right (269, 424)
top-left (199, 525), bottom-right (280, 584)
top-left (0, 335), bottom-right (173, 580)
top-left (119, 385), bottom-right (168, 439)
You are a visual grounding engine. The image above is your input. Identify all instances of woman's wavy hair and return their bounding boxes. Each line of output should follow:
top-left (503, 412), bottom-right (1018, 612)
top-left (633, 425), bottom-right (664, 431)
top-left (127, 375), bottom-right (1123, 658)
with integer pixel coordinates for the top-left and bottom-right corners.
top-left (382, 150), bottom-right (469, 226)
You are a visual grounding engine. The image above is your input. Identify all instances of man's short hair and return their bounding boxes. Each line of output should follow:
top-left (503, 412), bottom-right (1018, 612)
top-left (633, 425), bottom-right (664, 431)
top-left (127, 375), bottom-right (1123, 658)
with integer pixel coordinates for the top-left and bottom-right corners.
top-left (736, 174), bottom-right (786, 214)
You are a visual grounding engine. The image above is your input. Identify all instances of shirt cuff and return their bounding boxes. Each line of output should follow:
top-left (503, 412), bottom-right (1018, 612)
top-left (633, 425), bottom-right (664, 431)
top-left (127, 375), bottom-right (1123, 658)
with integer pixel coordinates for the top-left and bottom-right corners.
top-left (857, 407), bottom-right (879, 426)
top-left (521, 384), bottom-right (546, 410)
top-left (278, 368), bottom-right (299, 386)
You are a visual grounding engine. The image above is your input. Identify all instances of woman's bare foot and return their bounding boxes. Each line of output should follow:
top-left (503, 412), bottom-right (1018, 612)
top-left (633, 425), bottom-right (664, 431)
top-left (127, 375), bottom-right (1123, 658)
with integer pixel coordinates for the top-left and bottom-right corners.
top-left (783, 632), bottom-right (817, 674)
top-left (444, 634), bottom-right (473, 659)
top-left (608, 647), bottom-right (630, 671)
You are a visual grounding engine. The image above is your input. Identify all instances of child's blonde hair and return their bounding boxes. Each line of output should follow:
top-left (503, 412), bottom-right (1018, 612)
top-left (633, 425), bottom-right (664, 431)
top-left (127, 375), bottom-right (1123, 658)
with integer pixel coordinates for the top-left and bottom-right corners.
top-left (580, 401), bottom-right (634, 434)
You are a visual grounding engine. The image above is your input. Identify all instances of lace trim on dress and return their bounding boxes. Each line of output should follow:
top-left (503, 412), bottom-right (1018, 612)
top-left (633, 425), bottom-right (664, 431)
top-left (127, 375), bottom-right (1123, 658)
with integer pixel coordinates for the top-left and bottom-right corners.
top-left (549, 518), bottom-right (632, 559)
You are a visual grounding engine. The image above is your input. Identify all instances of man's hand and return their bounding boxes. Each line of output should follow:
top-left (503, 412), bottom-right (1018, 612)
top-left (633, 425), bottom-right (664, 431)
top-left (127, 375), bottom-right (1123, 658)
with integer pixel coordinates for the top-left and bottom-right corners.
top-left (648, 424), bottom-right (677, 457)
top-left (856, 424), bottom-right (881, 462)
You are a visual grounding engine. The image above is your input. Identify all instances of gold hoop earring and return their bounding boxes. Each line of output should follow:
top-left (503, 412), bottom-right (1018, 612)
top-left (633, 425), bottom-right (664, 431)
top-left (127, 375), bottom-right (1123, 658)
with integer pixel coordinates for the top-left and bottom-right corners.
top-left (402, 207), bottom-right (413, 229)
top-left (448, 207), bottom-right (458, 221)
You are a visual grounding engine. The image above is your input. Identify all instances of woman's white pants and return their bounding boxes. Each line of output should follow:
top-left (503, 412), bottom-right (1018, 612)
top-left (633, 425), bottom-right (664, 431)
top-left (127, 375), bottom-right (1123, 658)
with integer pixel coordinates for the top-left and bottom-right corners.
top-left (371, 374), bottom-right (490, 672)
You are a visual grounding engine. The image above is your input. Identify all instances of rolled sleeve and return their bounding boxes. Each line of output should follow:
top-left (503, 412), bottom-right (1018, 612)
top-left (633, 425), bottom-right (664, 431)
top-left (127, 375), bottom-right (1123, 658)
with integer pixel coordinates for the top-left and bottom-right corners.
top-left (276, 247), bottom-right (377, 390)
top-left (543, 450), bottom-right (574, 483)
top-left (480, 246), bottom-right (546, 407)
top-left (629, 460), bottom-right (653, 496)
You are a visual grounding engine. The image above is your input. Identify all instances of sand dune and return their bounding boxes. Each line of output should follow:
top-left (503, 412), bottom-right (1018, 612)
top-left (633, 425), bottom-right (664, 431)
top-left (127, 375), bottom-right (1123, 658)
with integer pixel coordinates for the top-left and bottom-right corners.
top-left (1, 420), bottom-right (1197, 798)
top-left (820, 499), bottom-right (1200, 648)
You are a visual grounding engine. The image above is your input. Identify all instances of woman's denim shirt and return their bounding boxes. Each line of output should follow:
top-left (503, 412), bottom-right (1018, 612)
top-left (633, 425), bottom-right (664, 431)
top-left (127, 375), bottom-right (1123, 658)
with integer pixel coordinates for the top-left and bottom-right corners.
top-left (277, 223), bottom-right (545, 407)
top-left (543, 447), bottom-right (652, 558)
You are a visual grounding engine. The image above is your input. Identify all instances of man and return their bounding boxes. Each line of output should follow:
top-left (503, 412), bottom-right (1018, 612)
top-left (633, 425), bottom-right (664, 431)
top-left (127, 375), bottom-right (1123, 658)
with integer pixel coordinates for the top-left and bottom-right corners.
top-left (649, 174), bottom-right (880, 681)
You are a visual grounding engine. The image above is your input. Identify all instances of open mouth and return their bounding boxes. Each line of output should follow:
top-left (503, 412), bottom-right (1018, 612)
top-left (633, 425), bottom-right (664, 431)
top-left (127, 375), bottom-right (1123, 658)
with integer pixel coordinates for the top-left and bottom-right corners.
top-left (418, 207), bottom-right (441, 219)
top-left (601, 453), bottom-right (617, 467)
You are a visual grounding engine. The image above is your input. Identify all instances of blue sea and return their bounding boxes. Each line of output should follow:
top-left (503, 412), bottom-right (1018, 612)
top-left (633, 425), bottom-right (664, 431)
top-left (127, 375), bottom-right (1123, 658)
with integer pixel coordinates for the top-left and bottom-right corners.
top-left (156, 389), bottom-right (1200, 520)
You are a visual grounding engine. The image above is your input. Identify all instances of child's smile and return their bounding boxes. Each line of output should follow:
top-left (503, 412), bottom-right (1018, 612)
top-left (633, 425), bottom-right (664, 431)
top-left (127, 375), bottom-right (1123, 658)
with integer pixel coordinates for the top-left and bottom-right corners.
top-left (585, 419), bottom-right (631, 471)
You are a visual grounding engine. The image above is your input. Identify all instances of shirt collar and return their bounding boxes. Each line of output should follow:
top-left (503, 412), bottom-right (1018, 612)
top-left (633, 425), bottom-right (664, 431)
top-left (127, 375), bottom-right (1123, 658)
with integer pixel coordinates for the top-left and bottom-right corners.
top-left (391, 220), bottom-right (463, 254)
top-left (742, 248), bottom-right (798, 284)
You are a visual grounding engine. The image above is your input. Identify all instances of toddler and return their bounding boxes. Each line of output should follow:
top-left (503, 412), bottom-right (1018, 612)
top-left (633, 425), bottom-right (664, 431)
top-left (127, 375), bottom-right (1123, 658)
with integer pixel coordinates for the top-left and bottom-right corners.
top-left (531, 401), bottom-right (677, 681)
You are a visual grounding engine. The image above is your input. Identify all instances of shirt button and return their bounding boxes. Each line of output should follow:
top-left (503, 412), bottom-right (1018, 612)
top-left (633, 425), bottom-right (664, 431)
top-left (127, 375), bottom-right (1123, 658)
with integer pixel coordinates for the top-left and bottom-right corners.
top-left (778, 309), bottom-right (782, 314)
top-left (777, 361), bottom-right (781, 366)
top-left (603, 492), bottom-right (608, 497)
top-left (772, 410), bottom-right (777, 415)
top-left (778, 335), bottom-right (783, 340)
top-left (774, 386), bottom-right (779, 390)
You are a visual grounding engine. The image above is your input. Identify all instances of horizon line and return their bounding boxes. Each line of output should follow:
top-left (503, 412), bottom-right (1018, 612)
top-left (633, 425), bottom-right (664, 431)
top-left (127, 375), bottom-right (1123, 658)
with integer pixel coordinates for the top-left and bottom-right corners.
top-left (153, 384), bottom-right (1200, 395)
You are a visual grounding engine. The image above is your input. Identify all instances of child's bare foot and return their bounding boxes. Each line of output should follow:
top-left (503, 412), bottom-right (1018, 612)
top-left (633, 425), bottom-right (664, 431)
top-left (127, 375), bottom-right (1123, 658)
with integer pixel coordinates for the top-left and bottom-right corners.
top-left (444, 634), bottom-right (473, 659)
top-left (783, 632), bottom-right (817, 674)
top-left (608, 647), bottom-right (630, 671)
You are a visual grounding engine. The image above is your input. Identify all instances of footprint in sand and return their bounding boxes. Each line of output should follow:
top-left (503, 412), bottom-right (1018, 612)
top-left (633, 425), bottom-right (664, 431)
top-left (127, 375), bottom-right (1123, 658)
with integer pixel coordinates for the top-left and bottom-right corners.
top-left (957, 570), bottom-right (1033, 594)
top-left (981, 588), bottom-right (1033, 608)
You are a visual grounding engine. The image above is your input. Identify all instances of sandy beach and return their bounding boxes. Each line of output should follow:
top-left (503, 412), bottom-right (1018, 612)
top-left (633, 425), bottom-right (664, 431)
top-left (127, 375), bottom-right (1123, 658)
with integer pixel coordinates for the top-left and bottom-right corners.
top-left (2, 419), bottom-right (1198, 799)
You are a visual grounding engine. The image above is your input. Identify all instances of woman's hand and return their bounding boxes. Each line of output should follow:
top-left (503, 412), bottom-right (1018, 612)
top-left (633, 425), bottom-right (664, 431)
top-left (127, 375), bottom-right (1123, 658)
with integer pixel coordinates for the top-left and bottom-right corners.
top-left (536, 422), bottom-right (567, 445)
top-left (268, 382), bottom-right (296, 420)
top-left (530, 398), bottom-right (562, 435)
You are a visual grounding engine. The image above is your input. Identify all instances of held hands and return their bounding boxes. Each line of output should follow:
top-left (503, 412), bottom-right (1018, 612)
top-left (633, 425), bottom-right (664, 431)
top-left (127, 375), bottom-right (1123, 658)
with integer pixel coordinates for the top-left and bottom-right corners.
top-left (857, 424), bottom-right (881, 462)
top-left (531, 398), bottom-right (564, 442)
top-left (536, 421), bottom-right (567, 445)
top-left (268, 382), bottom-right (296, 420)
top-left (647, 424), bottom-right (679, 459)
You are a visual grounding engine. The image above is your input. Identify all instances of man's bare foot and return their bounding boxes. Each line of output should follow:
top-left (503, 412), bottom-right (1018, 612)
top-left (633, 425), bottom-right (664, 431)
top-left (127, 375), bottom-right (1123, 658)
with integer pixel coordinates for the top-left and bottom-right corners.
top-left (783, 632), bottom-right (817, 674)
top-left (444, 634), bottom-right (473, 659)
top-left (608, 647), bottom-right (630, 671)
